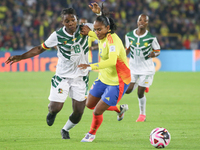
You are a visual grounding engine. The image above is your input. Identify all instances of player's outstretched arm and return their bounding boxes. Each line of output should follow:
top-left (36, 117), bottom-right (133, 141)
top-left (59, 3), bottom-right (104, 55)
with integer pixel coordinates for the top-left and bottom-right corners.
top-left (88, 2), bottom-right (101, 14)
top-left (5, 45), bottom-right (46, 65)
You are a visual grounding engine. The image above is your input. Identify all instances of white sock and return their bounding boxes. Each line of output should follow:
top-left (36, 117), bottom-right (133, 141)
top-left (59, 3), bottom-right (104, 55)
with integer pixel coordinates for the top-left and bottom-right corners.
top-left (63, 119), bottom-right (76, 131)
top-left (138, 95), bottom-right (146, 115)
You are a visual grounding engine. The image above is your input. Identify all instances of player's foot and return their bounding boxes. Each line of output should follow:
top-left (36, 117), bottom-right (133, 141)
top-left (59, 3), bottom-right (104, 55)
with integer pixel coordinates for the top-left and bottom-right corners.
top-left (145, 87), bottom-right (149, 93)
top-left (117, 104), bottom-right (128, 121)
top-left (136, 114), bottom-right (146, 122)
top-left (61, 129), bottom-right (70, 139)
top-left (46, 113), bottom-right (57, 126)
top-left (81, 132), bottom-right (95, 142)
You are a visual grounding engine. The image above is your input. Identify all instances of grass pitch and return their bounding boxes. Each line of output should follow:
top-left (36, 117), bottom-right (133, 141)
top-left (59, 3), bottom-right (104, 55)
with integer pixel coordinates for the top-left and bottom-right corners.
top-left (0, 71), bottom-right (200, 150)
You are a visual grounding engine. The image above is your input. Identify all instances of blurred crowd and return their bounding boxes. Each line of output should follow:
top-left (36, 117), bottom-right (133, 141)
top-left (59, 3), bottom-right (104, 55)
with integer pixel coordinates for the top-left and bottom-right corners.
top-left (0, 0), bottom-right (200, 51)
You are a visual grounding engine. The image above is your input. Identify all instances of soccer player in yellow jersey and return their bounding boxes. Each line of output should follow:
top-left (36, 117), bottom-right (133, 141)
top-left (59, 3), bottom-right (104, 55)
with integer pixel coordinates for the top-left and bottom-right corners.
top-left (78, 3), bottom-right (131, 142)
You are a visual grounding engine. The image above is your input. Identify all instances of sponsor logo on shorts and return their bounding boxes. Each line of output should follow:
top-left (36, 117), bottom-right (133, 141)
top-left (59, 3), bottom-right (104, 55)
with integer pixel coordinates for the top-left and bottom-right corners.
top-left (58, 88), bottom-right (63, 94)
top-left (145, 82), bottom-right (149, 84)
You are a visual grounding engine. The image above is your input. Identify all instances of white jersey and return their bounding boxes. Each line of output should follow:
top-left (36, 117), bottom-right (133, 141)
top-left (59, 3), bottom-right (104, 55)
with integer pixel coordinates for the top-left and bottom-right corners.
top-left (125, 29), bottom-right (160, 75)
top-left (44, 25), bottom-right (91, 78)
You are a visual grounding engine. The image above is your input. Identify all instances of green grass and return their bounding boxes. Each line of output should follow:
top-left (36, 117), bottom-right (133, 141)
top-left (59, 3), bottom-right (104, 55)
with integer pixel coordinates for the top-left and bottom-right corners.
top-left (0, 71), bottom-right (200, 150)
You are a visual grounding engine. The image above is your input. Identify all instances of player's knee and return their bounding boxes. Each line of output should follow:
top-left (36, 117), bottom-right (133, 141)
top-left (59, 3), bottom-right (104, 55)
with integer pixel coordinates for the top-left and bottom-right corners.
top-left (48, 103), bottom-right (62, 114)
top-left (70, 111), bottom-right (83, 124)
top-left (87, 106), bottom-right (95, 110)
top-left (137, 92), bottom-right (144, 98)
top-left (126, 88), bottom-right (132, 94)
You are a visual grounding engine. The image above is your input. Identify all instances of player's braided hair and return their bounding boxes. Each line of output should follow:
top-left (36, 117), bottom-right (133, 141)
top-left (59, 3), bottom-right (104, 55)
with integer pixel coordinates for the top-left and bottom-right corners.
top-left (61, 8), bottom-right (76, 18)
top-left (96, 3), bottom-right (117, 34)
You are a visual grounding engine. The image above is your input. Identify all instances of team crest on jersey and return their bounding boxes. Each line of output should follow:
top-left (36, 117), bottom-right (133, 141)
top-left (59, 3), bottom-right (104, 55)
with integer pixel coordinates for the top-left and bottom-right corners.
top-left (58, 88), bottom-right (63, 94)
top-left (144, 42), bottom-right (148, 47)
top-left (103, 42), bottom-right (106, 48)
top-left (63, 41), bottom-right (67, 45)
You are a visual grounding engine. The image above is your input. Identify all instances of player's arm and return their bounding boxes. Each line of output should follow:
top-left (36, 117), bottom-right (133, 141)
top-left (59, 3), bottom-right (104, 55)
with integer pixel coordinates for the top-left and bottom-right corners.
top-left (148, 37), bottom-right (161, 58)
top-left (6, 31), bottom-right (57, 65)
top-left (125, 35), bottom-right (131, 56)
top-left (5, 45), bottom-right (46, 65)
top-left (78, 45), bottom-right (117, 70)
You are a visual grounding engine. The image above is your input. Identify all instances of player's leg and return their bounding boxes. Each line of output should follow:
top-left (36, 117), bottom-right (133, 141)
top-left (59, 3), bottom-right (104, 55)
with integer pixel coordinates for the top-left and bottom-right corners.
top-left (61, 99), bottom-right (86, 139)
top-left (61, 76), bottom-right (87, 139)
top-left (81, 83), bottom-right (129, 142)
top-left (47, 75), bottom-right (69, 126)
top-left (136, 75), bottom-right (154, 122)
top-left (126, 74), bottom-right (139, 94)
top-left (47, 102), bottom-right (63, 126)
top-left (136, 86), bottom-right (146, 122)
top-left (81, 99), bottom-right (109, 142)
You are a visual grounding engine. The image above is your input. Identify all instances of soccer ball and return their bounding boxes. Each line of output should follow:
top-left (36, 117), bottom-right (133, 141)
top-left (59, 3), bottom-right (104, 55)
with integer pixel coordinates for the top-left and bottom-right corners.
top-left (149, 127), bottom-right (171, 149)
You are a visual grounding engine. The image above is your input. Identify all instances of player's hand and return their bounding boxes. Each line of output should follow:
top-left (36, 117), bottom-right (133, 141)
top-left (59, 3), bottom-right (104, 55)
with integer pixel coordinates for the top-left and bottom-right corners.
top-left (78, 64), bottom-right (90, 70)
top-left (5, 55), bottom-right (22, 65)
top-left (80, 25), bottom-right (91, 35)
top-left (89, 2), bottom-right (101, 14)
top-left (148, 52), bottom-right (156, 58)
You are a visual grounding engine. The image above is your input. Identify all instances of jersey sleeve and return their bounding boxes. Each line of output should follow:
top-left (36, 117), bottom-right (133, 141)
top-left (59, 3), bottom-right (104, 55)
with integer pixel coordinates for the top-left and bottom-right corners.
top-left (88, 31), bottom-right (98, 40)
top-left (90, 34), bottom-right (118, 70)
top-left (152, 37), bottom-right (160, 51)
top-left (41, 31), bottom-right (58, 49)
top-left (125, 35), bottom-right (130, 49)
top-left (90, 45), bottom-right (117, 70)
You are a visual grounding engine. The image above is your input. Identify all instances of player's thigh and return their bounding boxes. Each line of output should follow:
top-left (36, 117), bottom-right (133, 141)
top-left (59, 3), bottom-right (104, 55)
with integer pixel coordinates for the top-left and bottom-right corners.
top-left (87, 79), bottom-right (107, 108)
top-left (48, 75), bottom-right (70, 103)
top-left (69, 76), bottom-right (88, 102)
top-left (138, 74), bottom-right (154, 87)
top-left (86, 93), bottom-right (101, 108)
top-left (72, 98), bottom-right (86, 114)
top-left (102, 83), bottom-right (129, 106)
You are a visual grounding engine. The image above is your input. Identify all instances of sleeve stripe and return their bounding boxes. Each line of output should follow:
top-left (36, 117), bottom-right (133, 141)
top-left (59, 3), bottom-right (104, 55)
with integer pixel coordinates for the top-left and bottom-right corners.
top-left (107, 34), bottom-right (113, 44)
top-left (41, 43), bottom-right (50, 49)
top-left (153, 49), bottom-right (160, 52)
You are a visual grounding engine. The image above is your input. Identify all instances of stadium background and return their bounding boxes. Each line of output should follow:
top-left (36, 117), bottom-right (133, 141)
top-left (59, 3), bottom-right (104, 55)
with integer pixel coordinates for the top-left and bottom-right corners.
top-left (0, 0), bottom-right (200, 72)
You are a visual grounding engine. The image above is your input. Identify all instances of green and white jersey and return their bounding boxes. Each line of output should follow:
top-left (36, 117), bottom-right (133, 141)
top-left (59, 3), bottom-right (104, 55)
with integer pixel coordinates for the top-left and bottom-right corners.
top-left (44, 25), bottom-right (90, 78)
top-left (125, 29), bottom-right (160, 75)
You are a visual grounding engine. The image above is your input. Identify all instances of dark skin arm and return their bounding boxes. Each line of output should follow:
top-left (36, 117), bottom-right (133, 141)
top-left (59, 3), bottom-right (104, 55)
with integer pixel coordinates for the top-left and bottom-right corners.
top-left (126, 46), bottom-right (131, 56)
top-left (80, 25), bottom-right (91, 36)
top-left (148, 51), bottom-right (160, 58)
top-left (5, 45), bottom-right (46, 65)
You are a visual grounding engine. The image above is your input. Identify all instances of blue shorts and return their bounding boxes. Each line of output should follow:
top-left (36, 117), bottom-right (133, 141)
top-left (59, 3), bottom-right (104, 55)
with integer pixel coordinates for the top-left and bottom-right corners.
top-left (89, 79), bottom-right (129, 106)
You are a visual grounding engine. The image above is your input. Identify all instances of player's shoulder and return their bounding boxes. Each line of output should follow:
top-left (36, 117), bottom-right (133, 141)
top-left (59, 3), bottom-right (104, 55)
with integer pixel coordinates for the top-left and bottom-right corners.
top-left (55, 27), bottom-right (65, 35)
top-left (107, 33), bottom-right (122, 45)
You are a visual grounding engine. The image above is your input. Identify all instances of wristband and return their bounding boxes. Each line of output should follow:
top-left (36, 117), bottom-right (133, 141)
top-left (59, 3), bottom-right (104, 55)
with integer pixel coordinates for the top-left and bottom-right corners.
top-left (96, 11), bottom-right (102, 16)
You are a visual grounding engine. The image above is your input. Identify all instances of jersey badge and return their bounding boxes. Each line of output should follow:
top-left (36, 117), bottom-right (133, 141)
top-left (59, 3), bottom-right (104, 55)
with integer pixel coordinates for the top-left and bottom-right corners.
top-left (144, 42), bottom-right (148, 47)
top-left (63, 41), bottom-right (67, 45)
top-left (58, 88), bottom-right (63, 94)
top-left (105, 97), bottom-right (110, 101)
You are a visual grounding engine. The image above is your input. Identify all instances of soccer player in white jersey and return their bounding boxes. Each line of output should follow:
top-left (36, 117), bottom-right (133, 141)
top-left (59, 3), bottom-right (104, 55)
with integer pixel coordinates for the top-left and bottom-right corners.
top-left (125, 14), bottom-right (160, 122)
top-left (5, 8), bottom-right (93, 139)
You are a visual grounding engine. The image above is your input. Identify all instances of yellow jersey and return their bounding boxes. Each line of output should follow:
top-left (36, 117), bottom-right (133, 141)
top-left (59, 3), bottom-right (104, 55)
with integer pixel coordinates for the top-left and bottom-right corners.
top-left (88, 31), bottom-right (131, 85)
